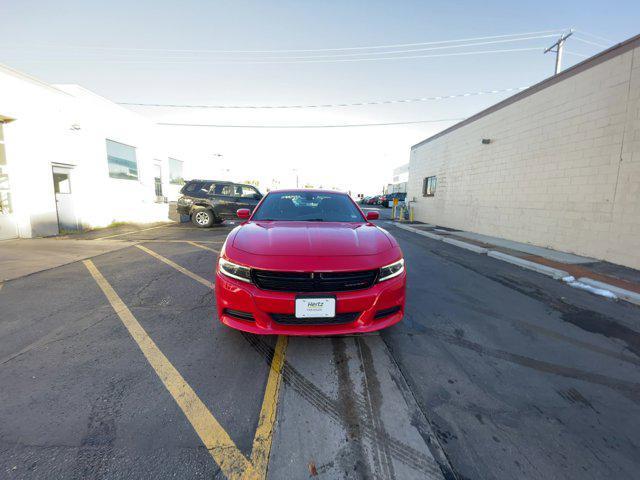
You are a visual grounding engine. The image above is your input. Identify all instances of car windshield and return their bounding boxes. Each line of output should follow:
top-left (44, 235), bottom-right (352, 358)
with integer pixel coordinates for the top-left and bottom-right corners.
top-left (252, 192), bottom-right (365, 222)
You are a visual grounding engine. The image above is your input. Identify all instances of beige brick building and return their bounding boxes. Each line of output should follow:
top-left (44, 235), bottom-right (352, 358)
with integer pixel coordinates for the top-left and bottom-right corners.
top-left (408, 33), bottom-right (640, 269)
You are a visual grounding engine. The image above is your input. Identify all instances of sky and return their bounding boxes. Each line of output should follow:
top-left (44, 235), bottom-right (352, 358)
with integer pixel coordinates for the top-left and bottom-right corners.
top-left (2, 0), bottom-right (639, 194)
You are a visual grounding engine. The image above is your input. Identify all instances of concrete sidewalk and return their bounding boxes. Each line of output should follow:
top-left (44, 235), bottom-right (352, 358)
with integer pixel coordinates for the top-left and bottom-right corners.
top-left (390, 221), bottom-right (640, 305)
top-left (0, 238), bottom-right (133, 282)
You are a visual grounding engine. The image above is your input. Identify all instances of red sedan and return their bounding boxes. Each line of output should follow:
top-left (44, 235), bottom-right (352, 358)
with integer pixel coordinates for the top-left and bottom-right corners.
top-left (215, 190), bottom-right (405, 335)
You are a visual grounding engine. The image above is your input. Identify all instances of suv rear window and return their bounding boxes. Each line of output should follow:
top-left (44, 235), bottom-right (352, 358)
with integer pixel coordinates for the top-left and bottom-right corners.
top-left (181, 181), bottom-right (212, 195)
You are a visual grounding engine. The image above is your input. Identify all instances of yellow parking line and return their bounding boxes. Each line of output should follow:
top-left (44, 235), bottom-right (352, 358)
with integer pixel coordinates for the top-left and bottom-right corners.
top-left (249, 335), bottom-right (288, 478)
top-left (134, 242), bottom-right (288, 479)
top-left (188, 241), bottom-right (220, 253)
top-left (140, 239), bottom-right (225, 245)
top-left (135, 244), bottom-right (214, 289)
top-left (95, 224), bottom-right (172, 240)
top-left (83, 259), bottom-right (256, 479)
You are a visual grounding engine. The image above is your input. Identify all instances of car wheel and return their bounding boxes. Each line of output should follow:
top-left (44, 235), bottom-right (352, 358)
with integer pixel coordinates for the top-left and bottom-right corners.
top-left (191, 208), bottom-right (214, 228)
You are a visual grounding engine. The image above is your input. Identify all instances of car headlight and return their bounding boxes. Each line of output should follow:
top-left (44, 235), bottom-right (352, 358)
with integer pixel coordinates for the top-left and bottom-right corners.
top-left (218, 258), bottom-right (252, 283)
top-left (378, 259), bottom-right (404, 282)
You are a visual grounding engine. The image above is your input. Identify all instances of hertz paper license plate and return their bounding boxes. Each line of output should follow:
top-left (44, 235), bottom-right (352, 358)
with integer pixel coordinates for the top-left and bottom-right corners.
top-left (295, 297), bottom-right (336, 318)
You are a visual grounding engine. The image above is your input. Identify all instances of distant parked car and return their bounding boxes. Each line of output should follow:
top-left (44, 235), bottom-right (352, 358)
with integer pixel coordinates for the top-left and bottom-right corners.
top-left (176, 179), bottom-right (263, 227)
top-left (383, 192), bottom-right (406, 208)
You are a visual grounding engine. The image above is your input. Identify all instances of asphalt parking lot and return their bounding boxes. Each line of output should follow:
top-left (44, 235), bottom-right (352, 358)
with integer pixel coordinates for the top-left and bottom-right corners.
top-left (1, 213), bottom-right (640, 479)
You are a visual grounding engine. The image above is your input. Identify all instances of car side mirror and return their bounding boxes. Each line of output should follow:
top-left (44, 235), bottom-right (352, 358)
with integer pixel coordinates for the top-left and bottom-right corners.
top-left (253, 193), bottom-right (262, 200)
top-left (237, 208), bottom-right (251, 219)
top-left (366, 211), bottom-right (379, 220)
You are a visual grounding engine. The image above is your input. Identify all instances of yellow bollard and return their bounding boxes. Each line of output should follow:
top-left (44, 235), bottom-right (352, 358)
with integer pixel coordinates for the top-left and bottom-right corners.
top-left (410, 206), bottom-right (414, 222)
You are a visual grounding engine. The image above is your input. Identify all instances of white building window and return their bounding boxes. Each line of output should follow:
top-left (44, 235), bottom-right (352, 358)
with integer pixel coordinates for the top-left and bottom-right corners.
top-left (0, 123), bottom-right (11, 214)
top-left (169, 158), bottom-right (184, 185)
top-left (106, 139), bottom-right (138, 180)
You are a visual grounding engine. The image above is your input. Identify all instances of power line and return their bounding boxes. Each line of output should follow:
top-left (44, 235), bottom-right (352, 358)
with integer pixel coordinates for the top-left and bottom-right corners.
top-left (240, 34), bottom-right (557, 60)
top-left (157, 118), bottom-right (466, 128)
top-left (573, 29), bottom-right (614, 45)
top-left (572, 36), bottom-right (610, 49)
top-left (16, 46), bottom-right (544, 65)
top-left (1, 29), bottom-right (566, 55)
top-left (564, 51), bottom-right (589, 58)
top-left (119, 86), bottom-right (529, 109)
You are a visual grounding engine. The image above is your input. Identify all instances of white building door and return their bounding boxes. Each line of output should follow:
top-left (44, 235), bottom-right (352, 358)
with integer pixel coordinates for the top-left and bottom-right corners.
top-left (52, 165), bottom-right (78, 232)
top-left (0, 122), bottom-right (18, 240)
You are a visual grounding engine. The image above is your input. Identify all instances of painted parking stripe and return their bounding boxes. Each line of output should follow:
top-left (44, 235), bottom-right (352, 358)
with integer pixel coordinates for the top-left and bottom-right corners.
top-left (188, 241), bottom-right (220, 253)
top-left (139, 239), bottom-right (225, 245)
top-left (135, 244), bottom-right (214, 289)
top-left (251, 335), bottom-right (288, 477)
top-left (95, 224), bottom-right (172, 240)
top-left (83, 259), bottom-right (256, 479)
top-left (135, 240), bottom-right (289, 479)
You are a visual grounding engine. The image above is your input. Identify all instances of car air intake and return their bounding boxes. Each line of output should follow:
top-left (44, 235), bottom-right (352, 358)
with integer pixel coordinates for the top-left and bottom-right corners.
top-left (224, 309), bottom-right (255, 321)
top-left (374, 306), bottom-right (401, 319)
top-left (270, 312), bottom-right (361, 325)
top-left (252, 269), bottom-right (378, 292)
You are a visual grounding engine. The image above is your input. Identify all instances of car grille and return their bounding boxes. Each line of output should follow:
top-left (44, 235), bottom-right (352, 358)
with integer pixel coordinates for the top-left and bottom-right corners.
top-left (252, 269), bottom-right (378, 292)
top-left (270, 312), bottom-right (361, 325)
top-left (224, 309), bottom-right (255, 321)
top-left (374, 306), bottom-right (401, 319)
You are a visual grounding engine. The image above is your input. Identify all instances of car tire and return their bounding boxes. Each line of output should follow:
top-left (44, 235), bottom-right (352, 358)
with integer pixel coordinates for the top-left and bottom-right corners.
top-left (191, 208), bottom-right (214, 228)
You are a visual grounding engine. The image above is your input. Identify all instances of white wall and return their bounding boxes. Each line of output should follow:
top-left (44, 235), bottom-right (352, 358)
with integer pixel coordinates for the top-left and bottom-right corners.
top-left (0, 66), bottom-right (76, 237)
top-left (408, 43), bottom-right (640, 269)
top-left (0, 65), bottom-right (195, 237)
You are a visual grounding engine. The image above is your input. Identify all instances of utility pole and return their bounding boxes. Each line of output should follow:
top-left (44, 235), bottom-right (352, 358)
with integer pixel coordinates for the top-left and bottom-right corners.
top-left (544, 29), bottom-right (573, 75)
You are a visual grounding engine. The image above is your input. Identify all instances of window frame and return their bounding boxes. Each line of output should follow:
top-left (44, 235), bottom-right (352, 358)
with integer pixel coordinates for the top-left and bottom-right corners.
top-left (423, 176), bottom-right (437, 197)
top-left (237, 184), bottom-right (260, 198)
top-left (168, 157), bottom-right (185, 185)
top-left (106, 139), bottom-right (139, 181)
top-left (0, 123), bottom-right (12, 214)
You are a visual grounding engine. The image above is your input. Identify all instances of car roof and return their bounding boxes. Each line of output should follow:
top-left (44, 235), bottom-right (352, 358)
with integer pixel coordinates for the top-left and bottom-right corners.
top-left (267, 189), bottom-right (347, 195)
top-left (185, 179), bottom-right (258, 188)
top-left (186, 179), bottom-right (231, 184)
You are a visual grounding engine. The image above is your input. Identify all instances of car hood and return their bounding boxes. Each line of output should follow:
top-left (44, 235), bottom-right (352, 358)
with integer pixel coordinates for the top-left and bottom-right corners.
top-left (232, 221), bottom-right (393, 256)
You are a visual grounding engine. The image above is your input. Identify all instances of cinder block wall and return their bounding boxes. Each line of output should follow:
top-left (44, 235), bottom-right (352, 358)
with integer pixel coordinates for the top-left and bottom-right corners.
top-left (408, 43), bottom-right (640, 269)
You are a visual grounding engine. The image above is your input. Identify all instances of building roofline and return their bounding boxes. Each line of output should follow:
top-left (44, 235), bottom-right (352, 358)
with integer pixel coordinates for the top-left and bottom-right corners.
top-left (0, 62), bottom-right (73, 96)
top-left (411, 32), bottom-right (640, 151)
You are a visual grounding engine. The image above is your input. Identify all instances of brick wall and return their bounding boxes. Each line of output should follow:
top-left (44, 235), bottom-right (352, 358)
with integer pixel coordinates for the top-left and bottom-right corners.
top-left (408, 45), bottom-right (640, 269)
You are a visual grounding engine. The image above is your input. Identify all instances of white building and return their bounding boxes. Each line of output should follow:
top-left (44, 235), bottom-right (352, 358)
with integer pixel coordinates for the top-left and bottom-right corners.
top-left (388, 163), bottom-right (409, 193)
top-left (0, 64), bottom-right (195, 240)
top-left (407, 33), bottom-right (640, 269)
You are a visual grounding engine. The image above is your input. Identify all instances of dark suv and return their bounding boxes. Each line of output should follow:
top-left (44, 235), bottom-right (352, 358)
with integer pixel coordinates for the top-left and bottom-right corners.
top-left (176, 180), bottom-right (263, 227)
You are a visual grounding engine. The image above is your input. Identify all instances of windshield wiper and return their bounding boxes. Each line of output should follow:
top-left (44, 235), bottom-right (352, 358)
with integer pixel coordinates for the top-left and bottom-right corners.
top-left (305, 218), bottom-right (325, 222)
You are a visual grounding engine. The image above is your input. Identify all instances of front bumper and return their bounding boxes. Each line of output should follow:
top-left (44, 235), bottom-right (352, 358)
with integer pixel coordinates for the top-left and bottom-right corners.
top-left (176, 204), bottom-right (191, 215)
top-left (215, 270), bottom-right (405, 335)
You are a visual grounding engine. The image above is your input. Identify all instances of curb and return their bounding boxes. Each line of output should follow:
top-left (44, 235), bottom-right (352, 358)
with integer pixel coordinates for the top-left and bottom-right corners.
top-left (392, 222), bottom-right (443, 241)
top-left (577, 277), bottom-right (640, 306)
top-left (388, 221), bottom-right (639, 306)
top-left (442, 237), bottom-right (489, 254)
top-left (487, 251), bottom-right (570, 280)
